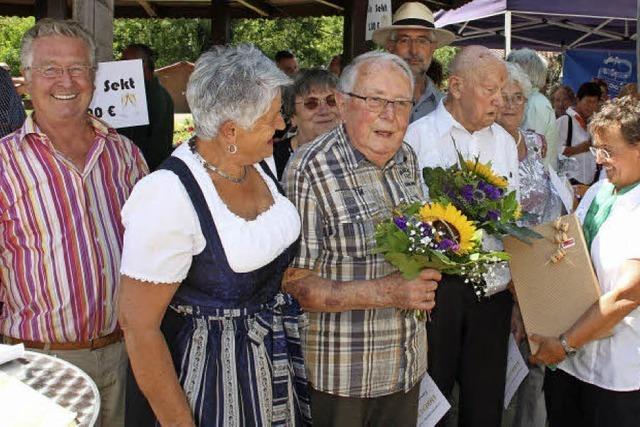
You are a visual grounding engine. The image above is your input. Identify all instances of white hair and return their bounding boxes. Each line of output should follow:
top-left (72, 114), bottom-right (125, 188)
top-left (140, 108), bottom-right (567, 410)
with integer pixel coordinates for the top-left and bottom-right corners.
top-left (504, 62), bottom-right (532, 98)
top-left (506, 48), bottom-right (547, 90)
top-left (21, 19), bottom-right (96, 71)
top-left (338, 51), bottom-right (415, 94)
top-left (186, 44), bottom-right (291, 140)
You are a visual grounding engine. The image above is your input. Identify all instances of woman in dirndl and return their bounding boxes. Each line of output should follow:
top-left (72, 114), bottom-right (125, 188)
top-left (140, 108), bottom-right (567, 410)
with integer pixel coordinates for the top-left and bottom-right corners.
top-left (118, 44), bottom-right (311, 426)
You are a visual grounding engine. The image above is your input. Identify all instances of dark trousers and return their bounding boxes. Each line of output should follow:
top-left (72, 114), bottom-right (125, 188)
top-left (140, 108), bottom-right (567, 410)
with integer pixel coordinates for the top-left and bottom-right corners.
top-left (426, 275), bottom-right (513, 427)
top-left (545, 367), bottom-right (640, 427)
top-left (310, 383), bottom-right (420, 427)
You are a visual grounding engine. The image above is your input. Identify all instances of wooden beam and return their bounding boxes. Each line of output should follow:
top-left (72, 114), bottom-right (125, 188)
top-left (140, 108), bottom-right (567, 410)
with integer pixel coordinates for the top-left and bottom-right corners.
top-left (35, 0), bottom-right (69, 20)
top-left (343, 0), bottom-right (369, 64)
top-left (136, 0), bottom-right (157, 17)
top-left (236, 0), bottom-right (270, 17)
top-left (310, 0), bottom-right (344, 12)
top-left (211, 0), bottom-right (232, 46)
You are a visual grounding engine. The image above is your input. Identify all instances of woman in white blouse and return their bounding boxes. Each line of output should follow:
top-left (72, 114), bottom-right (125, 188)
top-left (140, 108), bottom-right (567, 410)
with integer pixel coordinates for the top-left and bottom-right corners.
top-left (531, 96), bottom-right (640, 426)
top-left (118, 45), bottom-right (311, 426)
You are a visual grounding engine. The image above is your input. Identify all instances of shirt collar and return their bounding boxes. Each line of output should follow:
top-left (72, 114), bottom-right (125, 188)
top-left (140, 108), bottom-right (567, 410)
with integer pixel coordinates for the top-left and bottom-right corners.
top-left (432, 98), bottom-right (496, 140)
top-left (613, 179), bottom-right (640, 210)
top-left (18, 113), bottom-right (111, 147)
top-left (414, 77), bottom-right (438, 107)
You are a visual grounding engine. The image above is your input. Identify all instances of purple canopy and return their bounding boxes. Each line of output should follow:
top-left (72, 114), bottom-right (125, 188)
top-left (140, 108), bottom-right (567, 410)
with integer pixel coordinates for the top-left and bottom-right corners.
top-left (434, 0), bottom-right (637, 51)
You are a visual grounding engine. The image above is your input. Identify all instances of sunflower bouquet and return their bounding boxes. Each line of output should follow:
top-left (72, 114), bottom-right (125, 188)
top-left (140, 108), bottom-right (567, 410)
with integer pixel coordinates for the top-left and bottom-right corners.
top-left (375, 201), bottom-right (510, 318)
top-left (422, 153), bottom-right (540, 242)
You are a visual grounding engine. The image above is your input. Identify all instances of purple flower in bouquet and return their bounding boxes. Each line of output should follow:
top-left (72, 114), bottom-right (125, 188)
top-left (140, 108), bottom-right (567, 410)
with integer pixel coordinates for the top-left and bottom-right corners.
top-left (437, 238), bottom-right (457, 251)
top-left (478, 181), bottom-right (501, 201)
top-left (461, 184), bottom-right (475, 202)
top-left (394, 216), bottom-right (408, 230)
top-left (486, 210), bottom-right (500, 221)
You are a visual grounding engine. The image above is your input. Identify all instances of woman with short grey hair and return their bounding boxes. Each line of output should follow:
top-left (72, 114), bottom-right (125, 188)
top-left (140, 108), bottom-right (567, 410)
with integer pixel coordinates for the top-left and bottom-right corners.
top-left (119, 44), bottom-right (311, 426)
top-left (507, 48), bottom-right (560, 171)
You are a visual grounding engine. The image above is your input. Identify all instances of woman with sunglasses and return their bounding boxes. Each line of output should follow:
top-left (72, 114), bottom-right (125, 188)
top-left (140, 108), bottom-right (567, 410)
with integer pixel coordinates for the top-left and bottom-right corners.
top-left (530, 96), bottom-right (640, 427)
top-left (273, 68), bottom-right (341, 180)
top-left (497, 62), bottom-right (562, 427)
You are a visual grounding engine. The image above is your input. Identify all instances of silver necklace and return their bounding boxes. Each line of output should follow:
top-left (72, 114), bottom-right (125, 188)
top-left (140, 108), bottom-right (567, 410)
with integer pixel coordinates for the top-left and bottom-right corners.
top-left (188, 137), bottom-right (247, 184)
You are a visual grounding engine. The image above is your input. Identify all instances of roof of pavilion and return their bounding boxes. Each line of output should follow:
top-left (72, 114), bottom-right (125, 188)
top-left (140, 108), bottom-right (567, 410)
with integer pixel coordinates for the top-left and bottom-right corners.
top-left (1, 0), bottom-right (468, 19)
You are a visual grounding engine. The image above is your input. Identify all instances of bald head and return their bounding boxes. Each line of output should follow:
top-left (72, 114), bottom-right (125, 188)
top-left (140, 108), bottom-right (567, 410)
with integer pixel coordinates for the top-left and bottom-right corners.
top-left (445, 46), bottom-right (507, 132)
top-left (449, 46), bottom-right (505, 82)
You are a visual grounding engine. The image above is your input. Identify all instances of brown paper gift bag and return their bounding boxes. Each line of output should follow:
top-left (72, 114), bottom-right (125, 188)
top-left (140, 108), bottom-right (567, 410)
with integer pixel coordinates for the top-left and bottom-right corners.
top-left (503, 214), bottom-right (604, 354)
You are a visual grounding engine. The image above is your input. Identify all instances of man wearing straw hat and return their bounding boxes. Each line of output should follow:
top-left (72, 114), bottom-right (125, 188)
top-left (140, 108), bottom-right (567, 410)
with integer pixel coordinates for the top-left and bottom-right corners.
top-left (373, 1), bottom-right (455, 122)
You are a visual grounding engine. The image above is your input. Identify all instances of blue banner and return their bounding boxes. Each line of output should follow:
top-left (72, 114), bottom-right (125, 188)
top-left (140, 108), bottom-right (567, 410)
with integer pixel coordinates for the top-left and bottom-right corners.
top-left (563, 50), bottom-right (636, 98)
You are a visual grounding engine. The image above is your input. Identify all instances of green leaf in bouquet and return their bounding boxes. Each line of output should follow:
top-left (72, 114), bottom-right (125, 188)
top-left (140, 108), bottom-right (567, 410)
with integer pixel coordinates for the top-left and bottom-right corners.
top-left (374, 222), bottom-right (410, 253)
top-left (427, 249), bottom-right (459, 266)
top-left (501, 222), bottom-right (543, 244)
top-left (384, 252), bottom-right (425, 280)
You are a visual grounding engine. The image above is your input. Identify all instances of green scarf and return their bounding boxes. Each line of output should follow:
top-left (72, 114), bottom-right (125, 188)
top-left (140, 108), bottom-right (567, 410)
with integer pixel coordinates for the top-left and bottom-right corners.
top-left (583, 181), bottom-right (640, 250)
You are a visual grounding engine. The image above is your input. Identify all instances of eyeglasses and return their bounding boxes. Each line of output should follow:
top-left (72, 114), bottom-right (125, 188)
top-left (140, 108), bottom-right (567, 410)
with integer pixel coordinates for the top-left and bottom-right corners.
top-left (26, 64), bottom-right (94, 79)
top-left (502, 94), bottom-right (526, 105)
top-left (345, 92), bottom-right (414, 114)
top-left (589, 146), bottom-right (612, 161)
top-left (394, 35), bottom-right (436, 47)
top-left (296, 94), bottom-right (337, 110)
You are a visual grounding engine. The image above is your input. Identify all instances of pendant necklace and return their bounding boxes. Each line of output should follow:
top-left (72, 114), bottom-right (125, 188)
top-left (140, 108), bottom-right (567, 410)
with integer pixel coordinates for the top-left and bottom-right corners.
top-left (188, 137), bottom-right (247, 184)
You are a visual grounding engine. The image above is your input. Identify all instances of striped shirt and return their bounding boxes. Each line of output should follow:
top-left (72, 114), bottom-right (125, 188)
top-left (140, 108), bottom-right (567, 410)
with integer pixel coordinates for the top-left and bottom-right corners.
top-left (0, 114), bottom-right (147, 342)
top-left (283, 125), bottom-right (426, 398)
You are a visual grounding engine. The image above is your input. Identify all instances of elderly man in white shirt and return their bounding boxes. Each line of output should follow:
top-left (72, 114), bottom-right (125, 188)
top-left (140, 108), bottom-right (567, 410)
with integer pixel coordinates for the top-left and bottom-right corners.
top-left (404, 45), bottom-right (519, 426)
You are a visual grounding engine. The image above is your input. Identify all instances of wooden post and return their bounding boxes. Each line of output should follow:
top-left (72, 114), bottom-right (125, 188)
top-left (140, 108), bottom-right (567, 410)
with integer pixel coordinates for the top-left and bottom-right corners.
top-left (211, 0), bottom-right (232, 46)
top-left (343, 0), bottom-right (370, 64)
top-left (72, 0), bottom-right (114, 61)
top-left (35, 0), bottom-right (69, 20)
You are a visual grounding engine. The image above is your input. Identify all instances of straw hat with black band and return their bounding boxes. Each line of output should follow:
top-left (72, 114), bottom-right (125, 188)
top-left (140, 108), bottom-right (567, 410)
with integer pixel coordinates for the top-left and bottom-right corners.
top-left (372, 2), bottom-right (455, 48)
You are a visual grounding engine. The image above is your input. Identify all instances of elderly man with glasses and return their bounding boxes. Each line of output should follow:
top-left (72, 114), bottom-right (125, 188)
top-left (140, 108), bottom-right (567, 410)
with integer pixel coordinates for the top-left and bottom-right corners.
top-left (373, 1), bottom-right (454, 122)
top-left (405, 46), bottom-right (520, 426)
top-left (282, 51), bottom-right (441, 427)
top-left (0, 19), bottom-right (147, 426)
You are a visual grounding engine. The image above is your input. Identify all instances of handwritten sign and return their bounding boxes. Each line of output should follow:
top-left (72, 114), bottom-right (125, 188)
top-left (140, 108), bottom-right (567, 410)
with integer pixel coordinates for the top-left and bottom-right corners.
top-left (366, 0), bottom-right (392, 41)
top-left (503, 334), bottom-right (529, 409)
top-left (417, 373), bottom-right (451, 427)
top-left (89, 59), bottom-right (149, 129)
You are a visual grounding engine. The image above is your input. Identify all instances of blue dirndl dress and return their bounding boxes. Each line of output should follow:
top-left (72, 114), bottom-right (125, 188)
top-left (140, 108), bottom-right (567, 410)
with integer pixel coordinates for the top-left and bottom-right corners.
top-left (154, 157), bottom-right (311, 426)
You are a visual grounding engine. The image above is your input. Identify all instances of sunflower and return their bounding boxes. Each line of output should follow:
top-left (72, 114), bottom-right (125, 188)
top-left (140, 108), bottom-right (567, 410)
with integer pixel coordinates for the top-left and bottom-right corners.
top-left (419, 203), bottom-right (477, 254)
top-left (464, 160), bottom-right (508, 189)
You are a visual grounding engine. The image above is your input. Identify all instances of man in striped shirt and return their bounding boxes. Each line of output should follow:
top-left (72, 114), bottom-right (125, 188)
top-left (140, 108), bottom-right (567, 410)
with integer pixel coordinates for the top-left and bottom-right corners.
top-left (283, 52), bottom-right (441, 426)
top-left (0, 19), bottom-right (147, 426)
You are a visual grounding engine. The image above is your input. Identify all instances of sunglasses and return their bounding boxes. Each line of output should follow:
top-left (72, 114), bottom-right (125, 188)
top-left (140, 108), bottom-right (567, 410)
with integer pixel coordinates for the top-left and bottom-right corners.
top-left (296, 94), bottom-right (337, 110)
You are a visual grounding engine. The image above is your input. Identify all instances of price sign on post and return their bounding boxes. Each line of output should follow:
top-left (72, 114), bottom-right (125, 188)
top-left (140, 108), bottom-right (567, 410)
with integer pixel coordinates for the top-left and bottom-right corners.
top-left (366, 0), bottom-right (392, 41)
top-left (88, 59), bottom-right (149, 129)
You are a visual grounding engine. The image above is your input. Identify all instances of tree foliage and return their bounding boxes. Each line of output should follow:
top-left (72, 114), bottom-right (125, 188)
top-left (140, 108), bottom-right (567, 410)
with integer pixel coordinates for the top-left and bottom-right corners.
top-left (232, 17), bottom-right (343, 68)
top-left (1, 15), bottom-right (455, 76)
top-left (0, 16), bottom-right (35, 75)
top-left (113, 18), bottom-right (210, 67)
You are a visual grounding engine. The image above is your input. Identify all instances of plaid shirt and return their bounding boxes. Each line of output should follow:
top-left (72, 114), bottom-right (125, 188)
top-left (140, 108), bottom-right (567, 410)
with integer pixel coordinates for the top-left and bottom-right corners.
top-left (283, 125), bottom-right (426, 398)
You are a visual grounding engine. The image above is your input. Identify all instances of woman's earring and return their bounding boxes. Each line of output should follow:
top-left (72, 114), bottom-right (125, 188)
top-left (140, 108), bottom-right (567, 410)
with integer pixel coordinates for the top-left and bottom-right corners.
top-left (228, 144), bottom-right (238, 154)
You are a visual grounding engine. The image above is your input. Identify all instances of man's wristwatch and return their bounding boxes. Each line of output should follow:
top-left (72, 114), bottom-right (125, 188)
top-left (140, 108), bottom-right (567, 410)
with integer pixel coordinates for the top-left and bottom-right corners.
top-left (559, 333), bottom-right (577, 356)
